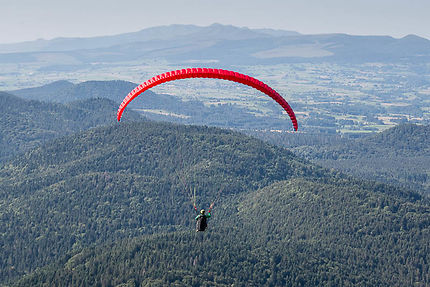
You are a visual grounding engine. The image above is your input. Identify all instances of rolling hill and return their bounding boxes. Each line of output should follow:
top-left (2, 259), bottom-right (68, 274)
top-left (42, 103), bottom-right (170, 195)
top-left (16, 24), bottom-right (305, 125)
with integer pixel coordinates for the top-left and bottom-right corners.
top-left (289, 124), bottom-right (430, 193)
top-left (10, 174), bottom-right (430, 286)
top-left (0, 121), bottom-right (320, 284)
top-left (1, 121), bottom-right (429, 286)
top-left (0, 91), bottom-right (143, 161)
top-left (6, 79), bottom-right (430, 193)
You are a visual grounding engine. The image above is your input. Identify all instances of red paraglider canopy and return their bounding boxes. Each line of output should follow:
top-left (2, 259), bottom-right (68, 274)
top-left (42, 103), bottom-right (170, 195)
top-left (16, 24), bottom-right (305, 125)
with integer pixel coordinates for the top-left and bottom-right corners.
top-left (117, 68), bottom-right (298, 131)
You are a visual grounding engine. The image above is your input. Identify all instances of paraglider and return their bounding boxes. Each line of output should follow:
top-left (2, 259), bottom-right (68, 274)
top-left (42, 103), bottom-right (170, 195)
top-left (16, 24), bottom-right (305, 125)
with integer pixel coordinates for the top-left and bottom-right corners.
top-left (117, 68), bottom-right (298, 131)
top-left (195, 208), bottom-right (211, 232)
top-left (117, 68), bottom-right (299, 231)
top-left (188, 186), bottom-right (218, 232)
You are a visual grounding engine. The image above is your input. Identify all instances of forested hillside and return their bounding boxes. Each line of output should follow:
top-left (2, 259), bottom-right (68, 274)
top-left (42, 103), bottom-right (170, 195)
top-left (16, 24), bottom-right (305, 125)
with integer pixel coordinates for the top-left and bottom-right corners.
top-left (0, 92), bottom-right (142, 161)
top-left (1, 121), bottom-right (429, 286)
top-left (0, 121), bottom-right (321, 284)
top-left (292, 124), bottom-right (430, 193)
top-left (251, 124), bottom-right (430, 194)
top-left (13, 179), bottom-right (430, 286)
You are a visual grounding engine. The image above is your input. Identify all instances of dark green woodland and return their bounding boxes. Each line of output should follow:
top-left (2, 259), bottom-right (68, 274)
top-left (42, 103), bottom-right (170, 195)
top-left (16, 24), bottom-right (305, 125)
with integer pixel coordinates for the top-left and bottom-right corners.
top-left (1, 120), bottom-right (429, 286)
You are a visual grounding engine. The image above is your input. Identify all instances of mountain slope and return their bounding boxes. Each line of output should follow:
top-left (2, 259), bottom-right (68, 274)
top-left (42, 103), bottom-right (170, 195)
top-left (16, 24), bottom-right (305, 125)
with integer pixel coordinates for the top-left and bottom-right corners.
top-left (2, 121), bottom-right (429, 285)
top-left (13, 178), bottom-right (430, 286)
top-left (0, 91), bottom-right (143, 161)
top-left (291, 124), bottom-right (430, 193)
top-left (0, 121), bottom-right (323, 284)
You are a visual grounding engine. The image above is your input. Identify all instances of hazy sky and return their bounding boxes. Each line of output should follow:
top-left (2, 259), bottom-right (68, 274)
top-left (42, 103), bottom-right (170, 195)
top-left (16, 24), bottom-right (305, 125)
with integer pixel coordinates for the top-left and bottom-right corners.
top-left (1, 0), bottom-right (429, 44)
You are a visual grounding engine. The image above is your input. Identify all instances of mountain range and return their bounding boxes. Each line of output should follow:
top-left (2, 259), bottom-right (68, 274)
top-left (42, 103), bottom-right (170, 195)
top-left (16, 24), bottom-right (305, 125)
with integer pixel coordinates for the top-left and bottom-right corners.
top-left (1, 23), bottom-right (429, 67)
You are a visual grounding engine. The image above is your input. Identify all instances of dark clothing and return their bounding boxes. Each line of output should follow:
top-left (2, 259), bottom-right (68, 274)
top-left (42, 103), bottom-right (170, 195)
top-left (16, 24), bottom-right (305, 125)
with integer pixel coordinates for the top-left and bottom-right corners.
top-left (195, 212), bottom-right (211, 231)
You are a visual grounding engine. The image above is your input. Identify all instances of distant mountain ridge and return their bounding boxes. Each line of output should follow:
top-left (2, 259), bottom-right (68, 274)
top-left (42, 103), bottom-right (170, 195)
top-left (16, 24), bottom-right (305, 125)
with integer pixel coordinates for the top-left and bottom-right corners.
top-left (0, 24), bottom-right (300, 53)
top-left (0, 23), bottom-right (428, 65)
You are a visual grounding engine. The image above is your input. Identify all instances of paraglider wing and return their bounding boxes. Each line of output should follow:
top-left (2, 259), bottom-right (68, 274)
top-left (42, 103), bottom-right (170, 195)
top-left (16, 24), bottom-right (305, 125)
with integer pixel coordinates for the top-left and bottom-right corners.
top-left (117, 68), bottom-right (298, 131)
